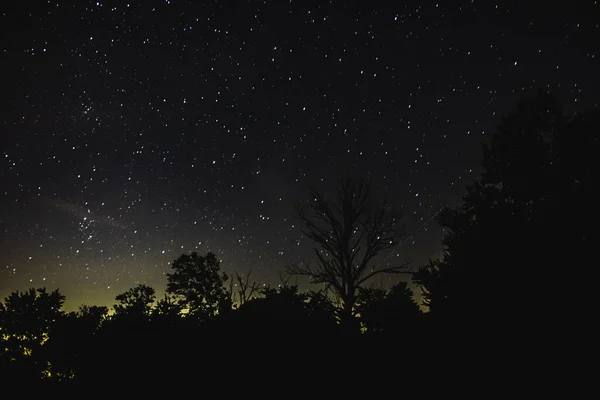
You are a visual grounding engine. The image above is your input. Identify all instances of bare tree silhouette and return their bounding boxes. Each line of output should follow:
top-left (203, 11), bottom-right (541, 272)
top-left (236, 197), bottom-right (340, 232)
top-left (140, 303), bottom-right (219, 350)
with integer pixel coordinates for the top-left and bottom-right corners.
top-left (228, 270), bottom-right (261, 308)
top-left (287, 175), bottom-right (408, 322)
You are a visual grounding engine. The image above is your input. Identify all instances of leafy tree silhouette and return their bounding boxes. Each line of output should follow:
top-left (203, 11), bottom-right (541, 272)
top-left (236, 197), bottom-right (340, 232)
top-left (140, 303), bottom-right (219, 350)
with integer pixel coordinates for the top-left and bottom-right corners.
top-left (552, 106), bottom-right (599, 278)
top-left (0, 301), bottom-right (5, 330)
top-left (414, 90), bottom-right (598, 332)
top-left (1, 288), bottom-right (65, 339)
top-left (355, 281), bottom-right (420, 336)
top-left (152, 294), bottom-right (184, 324)
top-left (166, 252), bottom-right (231, 321)
top-left (0, 288), bottom-right (65, 384)
top-left (39, 305), bottom-right (109, 383)
top-left (73, 285), bottom-right (165, 388)
top-left (304, 289), bottom-right (338, 325)
top-left (212, 284), bottom-right (341, 363)
top-left (287, 174), bottom-right (407, 325)
top-left (76, 305), bottom-right (109, 330)
top-left (113, 284), bottom-right (156, 317)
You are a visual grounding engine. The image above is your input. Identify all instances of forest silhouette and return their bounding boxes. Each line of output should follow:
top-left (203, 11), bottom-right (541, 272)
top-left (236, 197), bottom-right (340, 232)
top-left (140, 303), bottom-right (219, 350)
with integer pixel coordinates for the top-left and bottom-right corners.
top-left (1, 90), bottom-right (596, 390)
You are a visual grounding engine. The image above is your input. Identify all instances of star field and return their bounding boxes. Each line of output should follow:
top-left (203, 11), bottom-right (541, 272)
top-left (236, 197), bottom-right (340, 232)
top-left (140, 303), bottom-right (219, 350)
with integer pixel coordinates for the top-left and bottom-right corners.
top-left (1, 0), bottom-right (598, 310)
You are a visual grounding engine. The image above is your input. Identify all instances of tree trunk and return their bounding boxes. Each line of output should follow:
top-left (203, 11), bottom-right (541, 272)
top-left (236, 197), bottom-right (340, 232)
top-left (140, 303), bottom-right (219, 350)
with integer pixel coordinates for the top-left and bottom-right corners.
top-left (339, 291), bottom-right (357, 332)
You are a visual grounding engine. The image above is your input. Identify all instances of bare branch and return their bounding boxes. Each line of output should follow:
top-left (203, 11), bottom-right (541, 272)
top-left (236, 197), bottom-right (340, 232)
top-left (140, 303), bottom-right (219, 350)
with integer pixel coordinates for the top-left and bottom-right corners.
top-left (356, 263), bottom-right (412, 287)
top-left (230, 270), bottom-right (261, 307)
top-left (287, 175), bottom-right (405, 316)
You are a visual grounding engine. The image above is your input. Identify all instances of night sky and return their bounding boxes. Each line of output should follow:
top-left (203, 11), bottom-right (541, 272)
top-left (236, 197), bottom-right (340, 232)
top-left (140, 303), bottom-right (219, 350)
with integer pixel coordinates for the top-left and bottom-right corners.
top-left (1, 0), bottom-right (598, 310)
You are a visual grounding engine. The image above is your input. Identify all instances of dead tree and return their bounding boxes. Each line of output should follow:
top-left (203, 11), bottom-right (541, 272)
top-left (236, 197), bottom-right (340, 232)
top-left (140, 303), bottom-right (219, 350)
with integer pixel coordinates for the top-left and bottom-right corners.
top-left (286, 175), bottom-right (408, 321)
top-left (229, 270), bottom-right (261, 308)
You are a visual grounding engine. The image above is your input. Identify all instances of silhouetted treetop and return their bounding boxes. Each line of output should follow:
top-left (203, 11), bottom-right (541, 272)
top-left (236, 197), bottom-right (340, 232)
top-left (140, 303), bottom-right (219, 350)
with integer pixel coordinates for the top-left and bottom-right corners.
top-left (228, 270), bottom-right (261, 308)
top-left (287, 174), bottom-right (407, 322)
top-left (152, 294), bottom-right (184, 322)
top-left (114, 284), bottom-right (156, 317)
top-left (75, 305), bottom-right (109, 332)
top-left (0, 287), bottom-right (66, 382)
top-left (355, 281), bottom-right (420, 335)
top-left (1, 287), bottom-right (65, 338)
top-left (167, 252), bottom-right (230, 320)
top-left (414, 90), bottom-right (598, 323)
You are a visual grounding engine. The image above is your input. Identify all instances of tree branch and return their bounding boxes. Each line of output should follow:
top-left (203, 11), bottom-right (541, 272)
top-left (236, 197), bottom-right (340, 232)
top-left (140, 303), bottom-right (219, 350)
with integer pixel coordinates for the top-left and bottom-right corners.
top-left (356, 263), bottom-right (412, 286)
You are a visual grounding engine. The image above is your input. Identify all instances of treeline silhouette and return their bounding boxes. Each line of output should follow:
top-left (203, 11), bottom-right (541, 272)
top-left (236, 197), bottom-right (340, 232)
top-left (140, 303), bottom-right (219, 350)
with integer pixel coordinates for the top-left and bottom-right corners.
top-left (1, 90), bottom-right (596, 390)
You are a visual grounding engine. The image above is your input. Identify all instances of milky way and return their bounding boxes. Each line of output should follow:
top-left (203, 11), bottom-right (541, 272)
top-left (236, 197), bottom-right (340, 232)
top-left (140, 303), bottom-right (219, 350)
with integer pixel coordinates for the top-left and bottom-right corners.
top-left (1, 1), bottom-right (598, 309)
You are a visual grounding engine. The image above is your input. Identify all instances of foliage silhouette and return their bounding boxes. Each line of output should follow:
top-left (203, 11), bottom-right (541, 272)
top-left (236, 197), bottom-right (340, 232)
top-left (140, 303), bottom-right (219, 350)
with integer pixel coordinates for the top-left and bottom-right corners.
top-left (152, 294), bottom-right (184, 323)
top-left (0, 288), bottom-right (65, 384)
top-left (355, 281), bottom-right (420, 336)
top-left (1, 287), bottom-right (65, 338)
top-left (287, 174), bottom-right (408, 323)
top-left (76, 305), bottom-right (109, 330)
top-left (209, 284), bottom-right (343, 365)
top-left (414, 90), bottom-right (598, 331)
top-left (113, 284), bottom-right (156, 317)
top-left (38, 305), bottom-right (108, 383)
top-left (166, 251), bottom-right (231, 320)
